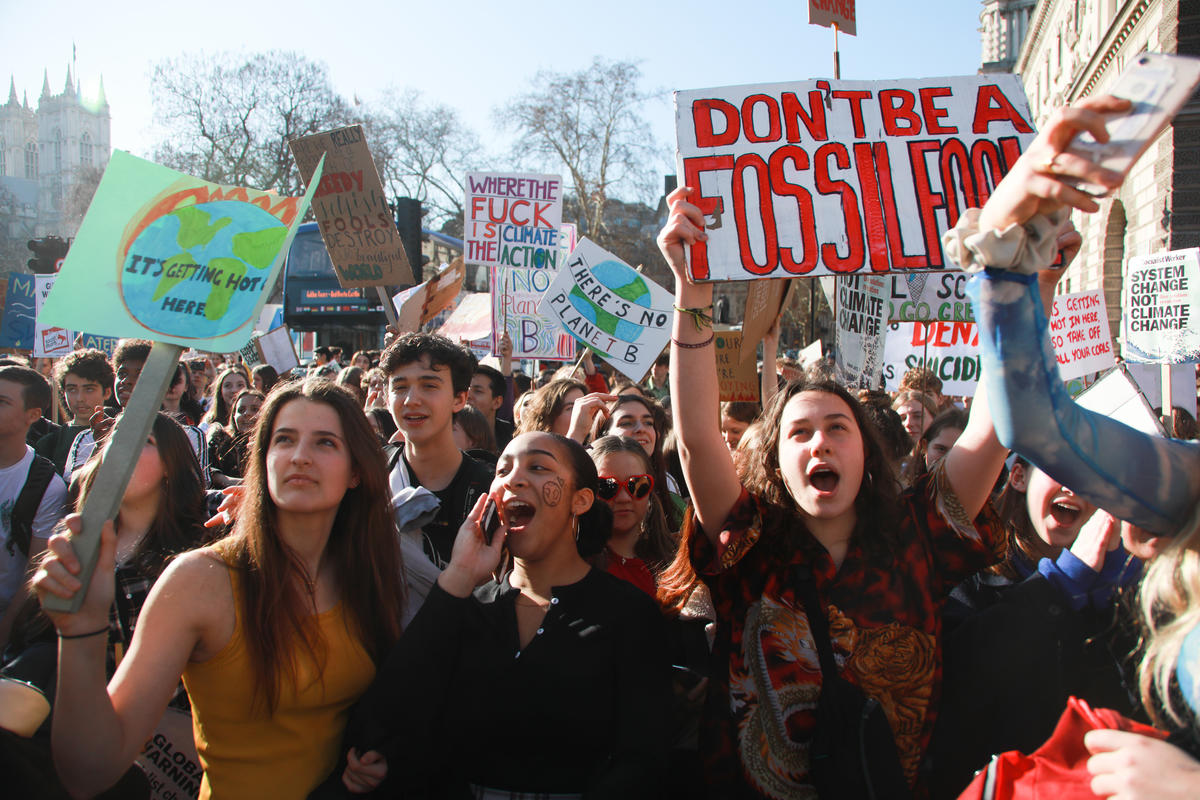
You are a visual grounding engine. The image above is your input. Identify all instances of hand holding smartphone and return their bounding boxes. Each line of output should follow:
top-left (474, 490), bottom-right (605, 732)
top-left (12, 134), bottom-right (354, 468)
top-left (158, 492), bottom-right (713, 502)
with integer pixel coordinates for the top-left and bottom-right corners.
top-left (1063, 53), bottom-right (1200, 196)
top-left (481, 498), bottom-right (502, 546)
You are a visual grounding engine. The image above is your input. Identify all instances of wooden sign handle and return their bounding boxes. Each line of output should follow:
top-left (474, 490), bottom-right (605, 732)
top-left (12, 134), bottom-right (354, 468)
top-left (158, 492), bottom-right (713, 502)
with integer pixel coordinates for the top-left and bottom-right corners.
top-left (42, 342), bottom-right (183, 613)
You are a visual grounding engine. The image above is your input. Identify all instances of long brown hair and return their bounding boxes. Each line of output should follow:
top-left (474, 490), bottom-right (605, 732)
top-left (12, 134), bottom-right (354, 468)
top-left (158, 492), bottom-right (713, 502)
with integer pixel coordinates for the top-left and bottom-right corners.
top-left (658, 375), bottom-right (901, 614)
top-left (202, 366), bottom-right (250, 427)
top-left (601, 394), bottom-right (683, 530)
top-left (516, 378), bottom-right (586, 435)
top-left (216, 378), bottom-right (404, 712)
top-left (76, 412), bottom-right (208, 579)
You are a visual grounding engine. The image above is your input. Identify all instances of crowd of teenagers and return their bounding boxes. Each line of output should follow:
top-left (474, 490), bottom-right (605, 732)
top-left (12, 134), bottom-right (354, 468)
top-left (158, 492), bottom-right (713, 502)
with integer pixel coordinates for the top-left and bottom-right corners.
top-left (1, 94), bottom-right (1199, 799)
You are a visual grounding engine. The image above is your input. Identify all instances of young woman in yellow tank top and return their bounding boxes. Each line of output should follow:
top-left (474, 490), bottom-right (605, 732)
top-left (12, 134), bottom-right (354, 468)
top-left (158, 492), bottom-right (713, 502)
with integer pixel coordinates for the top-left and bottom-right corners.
top-left (34, 378), bottom-right (405, 799)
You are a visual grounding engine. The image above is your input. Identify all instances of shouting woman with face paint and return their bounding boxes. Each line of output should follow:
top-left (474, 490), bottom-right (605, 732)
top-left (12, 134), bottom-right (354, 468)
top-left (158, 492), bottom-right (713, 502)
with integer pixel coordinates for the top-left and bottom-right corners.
top-left (335, 431), bottom-right (673, 798)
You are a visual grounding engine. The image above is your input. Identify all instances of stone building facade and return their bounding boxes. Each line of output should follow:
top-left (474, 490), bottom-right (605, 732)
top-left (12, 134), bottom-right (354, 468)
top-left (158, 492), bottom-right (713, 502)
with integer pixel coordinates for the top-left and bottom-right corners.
top-left (985, 0), bottom-right (1199, 352)
top-left (0, 66), bottom-right (110, 240)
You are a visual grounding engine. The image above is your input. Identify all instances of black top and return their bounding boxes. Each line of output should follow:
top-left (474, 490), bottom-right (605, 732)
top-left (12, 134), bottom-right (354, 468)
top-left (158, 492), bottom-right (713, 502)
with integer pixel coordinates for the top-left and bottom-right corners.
top-left (493, 417), bottom-right (515, 451)
top-left (398, 450), bottom-right (494, 567)
top-left (924, 562), bottom-right (1142, 798)
top-left (34, 423), bottom-right (87, 475)
top-left (355, 568), bottom-right (672, 798)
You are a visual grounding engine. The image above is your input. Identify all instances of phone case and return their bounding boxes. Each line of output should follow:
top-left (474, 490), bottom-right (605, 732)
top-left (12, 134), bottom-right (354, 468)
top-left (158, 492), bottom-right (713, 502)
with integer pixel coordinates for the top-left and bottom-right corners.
top-left (1065, 53), bottom-right (1200, 195)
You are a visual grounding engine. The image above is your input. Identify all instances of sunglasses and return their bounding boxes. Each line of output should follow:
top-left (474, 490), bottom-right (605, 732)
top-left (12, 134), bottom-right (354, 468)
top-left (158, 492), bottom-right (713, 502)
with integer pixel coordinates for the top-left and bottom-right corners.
top-left (596, 474), bottom-right (654, 501)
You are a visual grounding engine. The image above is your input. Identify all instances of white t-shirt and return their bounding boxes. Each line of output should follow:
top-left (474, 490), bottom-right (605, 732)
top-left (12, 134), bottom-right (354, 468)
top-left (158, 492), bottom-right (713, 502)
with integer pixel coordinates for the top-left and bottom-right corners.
top-left (0, 446), bottom-right (68, 611)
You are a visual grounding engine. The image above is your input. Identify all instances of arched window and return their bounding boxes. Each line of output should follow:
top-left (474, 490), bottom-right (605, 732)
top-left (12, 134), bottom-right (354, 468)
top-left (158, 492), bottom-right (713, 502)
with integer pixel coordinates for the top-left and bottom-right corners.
top-left (80, 131), bottom-right (92, 167)
top-left (24, 140), bottom-right (36, 179)
top-left (53, 128), bottom-right (62, 173)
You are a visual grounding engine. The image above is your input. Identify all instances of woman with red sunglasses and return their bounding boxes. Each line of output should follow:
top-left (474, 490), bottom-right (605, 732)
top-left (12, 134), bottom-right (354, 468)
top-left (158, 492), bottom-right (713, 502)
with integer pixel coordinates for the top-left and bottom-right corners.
top-left (589, 436), bottom-right (678, 596)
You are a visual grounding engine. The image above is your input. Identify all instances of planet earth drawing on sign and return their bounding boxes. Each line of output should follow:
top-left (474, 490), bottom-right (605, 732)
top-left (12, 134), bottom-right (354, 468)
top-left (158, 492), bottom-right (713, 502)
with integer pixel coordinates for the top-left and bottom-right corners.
top-left (120, 200), bottom-right (287, 339)
top-left (567, 260), bottom-right (651, 344)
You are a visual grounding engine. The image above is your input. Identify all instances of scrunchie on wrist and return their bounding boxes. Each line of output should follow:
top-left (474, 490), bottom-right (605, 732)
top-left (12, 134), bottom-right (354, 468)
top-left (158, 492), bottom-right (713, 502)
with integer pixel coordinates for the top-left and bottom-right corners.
top-left (942, 206), bottom-right (1071, 275)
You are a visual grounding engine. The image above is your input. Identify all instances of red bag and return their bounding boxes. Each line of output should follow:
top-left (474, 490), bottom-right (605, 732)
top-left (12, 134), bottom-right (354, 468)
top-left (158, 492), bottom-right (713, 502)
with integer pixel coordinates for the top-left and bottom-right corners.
top-left (956, 696), bottom-right (1167, 800)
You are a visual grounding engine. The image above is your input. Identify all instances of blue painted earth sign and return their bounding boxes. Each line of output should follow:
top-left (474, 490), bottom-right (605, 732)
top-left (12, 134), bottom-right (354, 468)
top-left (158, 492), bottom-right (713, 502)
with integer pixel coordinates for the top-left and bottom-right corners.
top-left (121, 201), bottom-right (287, 339)
top-left (540, 238), bottom-right (674, 382)
top-left (38, 150), bottom-right (321, 353)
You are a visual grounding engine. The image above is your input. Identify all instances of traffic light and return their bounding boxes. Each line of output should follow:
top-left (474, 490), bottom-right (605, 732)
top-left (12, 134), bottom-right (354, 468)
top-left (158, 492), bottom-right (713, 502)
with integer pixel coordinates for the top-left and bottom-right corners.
top-left (27, 236), bottom-right (69, 274)
top-left (392, 198), bottom-right (424, 278)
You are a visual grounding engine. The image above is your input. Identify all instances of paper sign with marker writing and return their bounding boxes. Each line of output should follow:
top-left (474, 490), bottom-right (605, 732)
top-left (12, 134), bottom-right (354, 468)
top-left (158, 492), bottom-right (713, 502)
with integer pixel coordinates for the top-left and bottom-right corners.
top-left (465, 172), bottom-right (563, 269)
top-left (675, 74), bottom-right (1035, 281)
top-left (1047, 289), bottom-right (1116, 380)
top-left (715, 329), bottom-right (759, 401)
top-left (1122, 249), bottom-right (1200, 364)
top-left (835, 275), bottom-right (888, 388)
top-left (437, 292), bottom-right (493, 343)
top-left (289, 126), bottom-right (414, 288)
top-left (883, 320), bottom-right (980, 396)
top-left (492, 266), bottom-right (575, 361)
top-left (392, 259), bottom-right (466, 333)
top-left (34, 275), bottom-right (73, 358)
top-left (887, 272), bottom-right (974, 322)
top-left (39, 150), bottom-right (321, 352)
top-left (541, 239), bottom-right (674, 382)
top-left (0, 273), bottom-right (36, 349)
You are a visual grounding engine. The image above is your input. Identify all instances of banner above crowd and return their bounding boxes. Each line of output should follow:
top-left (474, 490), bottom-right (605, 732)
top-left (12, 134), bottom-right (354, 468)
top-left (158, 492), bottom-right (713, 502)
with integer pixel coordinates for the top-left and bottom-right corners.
top-left (674, 74), bottom-right (1036, 281)
top-left (465, 172), bottom-right (564, 269)
top-left (541, 239), bottom-right (673, 382)
top-left (38, 150), bottom-right (320, 353)
top-left (1122, 248), bottom-right (1200, 364)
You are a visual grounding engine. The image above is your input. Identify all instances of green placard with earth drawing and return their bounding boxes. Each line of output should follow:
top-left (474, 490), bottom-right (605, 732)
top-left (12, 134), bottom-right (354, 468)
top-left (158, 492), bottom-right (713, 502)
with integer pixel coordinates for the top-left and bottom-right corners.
top-left (39, 150), bottom-right (322, 352)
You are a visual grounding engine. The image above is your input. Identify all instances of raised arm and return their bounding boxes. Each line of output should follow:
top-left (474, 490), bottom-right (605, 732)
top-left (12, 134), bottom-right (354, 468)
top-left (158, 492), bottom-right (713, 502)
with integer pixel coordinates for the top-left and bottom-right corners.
top-left (946, 95), bottom-right (1200, 535)
top-left (34, 521), bottom-right (216, 798)
top-left (656, 187), bottom-right (742, 537)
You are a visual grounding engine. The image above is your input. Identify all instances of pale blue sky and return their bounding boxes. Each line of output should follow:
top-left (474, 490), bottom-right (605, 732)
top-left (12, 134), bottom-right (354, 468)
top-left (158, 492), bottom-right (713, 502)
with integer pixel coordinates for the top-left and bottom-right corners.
top-left (3, 0), bottom-right (988, 191)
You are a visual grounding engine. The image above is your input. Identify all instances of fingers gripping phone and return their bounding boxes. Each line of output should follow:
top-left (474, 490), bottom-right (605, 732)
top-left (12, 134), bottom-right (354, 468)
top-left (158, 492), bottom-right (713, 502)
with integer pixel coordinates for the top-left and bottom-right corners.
top-left (481, 498), bottom-right (502, 546)
top-left (1064, 53), bottom-right (1200, 196)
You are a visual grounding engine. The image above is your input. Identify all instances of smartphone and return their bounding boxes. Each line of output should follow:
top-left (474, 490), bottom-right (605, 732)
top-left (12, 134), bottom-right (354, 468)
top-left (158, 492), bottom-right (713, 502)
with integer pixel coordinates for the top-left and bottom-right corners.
top-left (1064, 53), bottom-right (1200, 196)
top-left (481, 498), bottom-right (501, 546)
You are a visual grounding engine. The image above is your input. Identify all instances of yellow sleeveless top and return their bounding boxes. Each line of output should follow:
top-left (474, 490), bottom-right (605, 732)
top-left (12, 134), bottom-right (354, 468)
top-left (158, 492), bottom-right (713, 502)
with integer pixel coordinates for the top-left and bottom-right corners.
top-left (181, 570), bottom-right (376, 800)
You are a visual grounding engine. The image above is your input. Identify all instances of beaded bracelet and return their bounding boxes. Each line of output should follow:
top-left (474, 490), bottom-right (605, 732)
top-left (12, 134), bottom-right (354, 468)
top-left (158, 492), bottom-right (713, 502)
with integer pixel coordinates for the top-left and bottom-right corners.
top-left (672, 333), bottom-right (716, 349)
top-left (673, 304), bottom-right (714, 331)
top-left (58, 626), bottom-right (109, 640)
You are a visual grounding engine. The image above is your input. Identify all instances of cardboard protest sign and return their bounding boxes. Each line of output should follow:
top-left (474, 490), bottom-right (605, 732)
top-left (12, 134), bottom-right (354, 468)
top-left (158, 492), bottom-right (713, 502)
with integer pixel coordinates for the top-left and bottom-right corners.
top-left (834, 274), bottom-right (888, 388)
top-left (392, 259), bottom-right (466, 333)
top-left (799, 339), bottom-right (823, 367)
top-left (437, 292), bottom-right (493, 344)
top-left (136, 707), bottom-right (201, 800)
top-left (741, 278), bottom-right (791, 364)
top-left (1122, 249), bottom-right (1200, 363)
top-left (38, 150), bottom-right (320, 353)
top-left (289, 126), bottom-right (414, 288)
top-left (715, 329), bottom-right (759, 401)
top-left (809, 0), bottom-right (855, 35)
top-left (1076, 364), bottom-right (1166, 437)
top-left (1047, 289), bottom-right (1116, 380)
top-left (77, 333), bottom-right (120, 356)
top-left (255, 325), bottom-right (300, 373)
top-left (492, 266), bottom-right (575, 361)
top-left (883, 320), bottom-right (981, 396)
top-left (887, 272), bottom-right (974, 322)
top-left (465, 172), bottom-right (563, 268)
top-left (0, 273), bottom-right (36, 349)
top-left (541, 239), bottom-right (674, 382)
top-left (34, 275), bottom-right (73, 358)
top-left (674, 74), bottom-right (1035, 281)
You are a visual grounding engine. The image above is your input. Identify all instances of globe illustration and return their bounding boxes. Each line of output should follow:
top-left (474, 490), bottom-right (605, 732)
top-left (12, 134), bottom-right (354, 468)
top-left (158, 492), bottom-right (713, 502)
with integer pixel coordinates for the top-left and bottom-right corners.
top-left (567, 260), bottom-right (651, 344)
top-left (120, 200), bottom-right (287, 339)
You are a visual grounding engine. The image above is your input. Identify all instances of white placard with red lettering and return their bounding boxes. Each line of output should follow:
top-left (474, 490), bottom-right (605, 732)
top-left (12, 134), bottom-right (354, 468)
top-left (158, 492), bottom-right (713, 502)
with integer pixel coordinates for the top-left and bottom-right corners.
top-left (809, 0), bottom-right (855, 35)
top-left (882, 320), bottom-right (980, 396)
top-left (465, 172), bottom-right (563, 269)
top-left (674, 74), bottom-right (1036, 281)
top-left (34, 274), bottom-right (74, 358)
top-left (1047, 289), bottom-right (1116, 380)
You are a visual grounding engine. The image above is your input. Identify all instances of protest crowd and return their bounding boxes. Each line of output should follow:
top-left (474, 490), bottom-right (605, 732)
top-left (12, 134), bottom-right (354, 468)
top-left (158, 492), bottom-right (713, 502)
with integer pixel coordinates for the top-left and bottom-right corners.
top-left (4, 86), bottom-right (1200, 800)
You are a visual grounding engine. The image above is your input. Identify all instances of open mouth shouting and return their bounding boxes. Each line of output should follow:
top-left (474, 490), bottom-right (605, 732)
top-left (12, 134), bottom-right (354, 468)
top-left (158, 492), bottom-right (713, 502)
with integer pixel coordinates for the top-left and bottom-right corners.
top-left (501, 497), bottom-right (536, 533)
top-left (807, 462), bottom-right (841, 496)
top-left (1048, 495), bottom-right (1084, 527)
